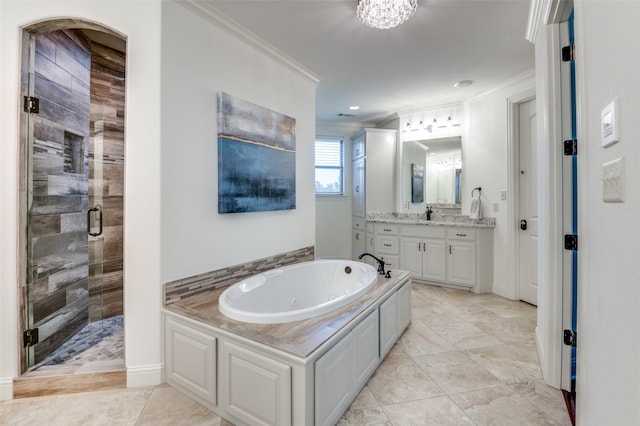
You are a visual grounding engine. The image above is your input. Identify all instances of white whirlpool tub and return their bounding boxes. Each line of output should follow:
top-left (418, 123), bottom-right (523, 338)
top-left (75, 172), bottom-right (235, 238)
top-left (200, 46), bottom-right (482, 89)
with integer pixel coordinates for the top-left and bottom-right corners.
top-left (218, 259), bottom-right (379, 323)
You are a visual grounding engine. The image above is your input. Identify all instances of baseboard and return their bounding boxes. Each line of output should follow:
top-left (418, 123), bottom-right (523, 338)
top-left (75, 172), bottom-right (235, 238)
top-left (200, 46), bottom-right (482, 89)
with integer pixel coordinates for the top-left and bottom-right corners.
top-left (0, 377), bottom-right (13, 400)
top-left (126, 363), bottom-right (164, 388)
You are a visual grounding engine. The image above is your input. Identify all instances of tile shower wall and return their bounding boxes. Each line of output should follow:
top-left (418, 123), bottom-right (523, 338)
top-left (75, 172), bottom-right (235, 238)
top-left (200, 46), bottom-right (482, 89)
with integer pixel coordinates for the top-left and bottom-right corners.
top-left (29, 29), bottom-right (91, 364)
top-left (88, 42), bottom-right (125, 322)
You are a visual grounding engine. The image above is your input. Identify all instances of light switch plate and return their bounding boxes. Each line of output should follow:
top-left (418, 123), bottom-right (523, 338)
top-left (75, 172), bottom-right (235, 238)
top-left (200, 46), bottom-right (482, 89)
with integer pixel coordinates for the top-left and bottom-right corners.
top-left (603, 157), bottom-right (624, 202)
top-left (601, 99), bottom-right (620, 148)
top-left (500, 190), bottom-right (507, 200)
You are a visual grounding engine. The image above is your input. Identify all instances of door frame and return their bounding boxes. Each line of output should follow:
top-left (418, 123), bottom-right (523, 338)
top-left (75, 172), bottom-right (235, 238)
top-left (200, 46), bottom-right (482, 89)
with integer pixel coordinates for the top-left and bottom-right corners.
top-left (17, 18), bottom-right (126, 374)
top-left (506, 88), bottom-right (536, 302)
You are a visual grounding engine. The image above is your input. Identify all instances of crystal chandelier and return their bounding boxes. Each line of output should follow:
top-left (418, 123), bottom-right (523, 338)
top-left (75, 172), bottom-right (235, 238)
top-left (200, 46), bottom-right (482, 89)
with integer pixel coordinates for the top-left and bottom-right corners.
top-left (357, 0), bottom-right (418, 30)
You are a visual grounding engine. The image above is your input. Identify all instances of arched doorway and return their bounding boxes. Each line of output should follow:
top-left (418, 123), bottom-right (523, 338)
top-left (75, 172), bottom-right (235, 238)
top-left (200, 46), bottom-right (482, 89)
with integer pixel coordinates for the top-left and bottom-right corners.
top-left (18, 19), bottom-right (126, 380)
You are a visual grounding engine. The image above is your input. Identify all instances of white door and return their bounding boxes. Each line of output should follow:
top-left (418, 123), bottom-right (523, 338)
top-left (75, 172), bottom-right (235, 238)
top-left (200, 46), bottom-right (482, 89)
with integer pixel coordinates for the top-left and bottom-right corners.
top-left (518, 98), bottom-right (538, 305)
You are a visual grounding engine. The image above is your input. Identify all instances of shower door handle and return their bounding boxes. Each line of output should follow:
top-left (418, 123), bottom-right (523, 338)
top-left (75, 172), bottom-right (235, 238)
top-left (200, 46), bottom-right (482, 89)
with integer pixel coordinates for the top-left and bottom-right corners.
top-left (88, 204), bottom-right (103, 237)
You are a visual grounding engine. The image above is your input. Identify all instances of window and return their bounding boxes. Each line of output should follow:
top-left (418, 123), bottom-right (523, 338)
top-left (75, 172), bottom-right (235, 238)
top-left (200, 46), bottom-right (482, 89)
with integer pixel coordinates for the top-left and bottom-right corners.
top-left (315, 138), bottom-right (344, 195)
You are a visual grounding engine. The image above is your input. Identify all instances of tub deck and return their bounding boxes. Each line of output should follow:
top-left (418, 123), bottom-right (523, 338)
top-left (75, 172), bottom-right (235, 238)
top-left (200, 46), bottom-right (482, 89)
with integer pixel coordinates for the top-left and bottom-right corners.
top-left (163, 270), bottom-right (412, 358)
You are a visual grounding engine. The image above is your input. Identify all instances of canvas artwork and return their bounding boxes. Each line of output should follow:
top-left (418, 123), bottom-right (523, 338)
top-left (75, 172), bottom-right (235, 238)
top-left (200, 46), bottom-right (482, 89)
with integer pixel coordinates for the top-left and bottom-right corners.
top-left (217, 92), bottom-right (296, 213)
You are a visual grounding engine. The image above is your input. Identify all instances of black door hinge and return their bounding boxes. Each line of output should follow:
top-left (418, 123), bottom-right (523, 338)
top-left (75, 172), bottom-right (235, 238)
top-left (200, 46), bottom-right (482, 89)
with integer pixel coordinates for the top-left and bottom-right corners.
top-left (23, 328), bottom-right (39, 347)
top-left (564, 234), bottom-right (578, 251)
top-left (23, 96), bottom-right (40, 113)
top-left (564, 139), bottom-right (578, 155)
top-left (562, 45), bottom-right (575, 62)
top-left (564, 329), bottom-right (577, 347)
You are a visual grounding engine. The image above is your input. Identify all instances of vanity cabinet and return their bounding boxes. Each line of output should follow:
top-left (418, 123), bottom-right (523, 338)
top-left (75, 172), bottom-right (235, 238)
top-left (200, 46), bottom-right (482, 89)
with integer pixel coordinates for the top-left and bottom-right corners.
top-left (352, 217), bottom-right (366, 260)
top-left (399, 227), bottom-right (447, 282)
top-left (351, 128), bottom-right (397, 260)
top-left (399, 225), bottom-right (493, 292)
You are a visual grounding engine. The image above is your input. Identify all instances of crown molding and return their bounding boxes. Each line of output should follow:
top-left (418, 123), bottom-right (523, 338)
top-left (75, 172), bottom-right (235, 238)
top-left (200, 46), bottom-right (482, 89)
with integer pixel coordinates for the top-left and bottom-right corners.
top-left (176, 0), bottom-right (320, 85)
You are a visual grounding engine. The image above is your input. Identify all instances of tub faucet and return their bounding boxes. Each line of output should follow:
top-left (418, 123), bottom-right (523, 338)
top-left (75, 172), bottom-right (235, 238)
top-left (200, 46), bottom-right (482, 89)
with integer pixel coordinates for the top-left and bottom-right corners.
top-left (358, 252), bottom-right (386, 276)
top-left (425, 206), bottom-right (433, 221)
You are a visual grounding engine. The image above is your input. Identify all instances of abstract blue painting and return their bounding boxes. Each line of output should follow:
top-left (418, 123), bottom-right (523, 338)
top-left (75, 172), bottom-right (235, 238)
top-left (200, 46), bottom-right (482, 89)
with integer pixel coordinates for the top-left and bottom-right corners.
top-left (217, 92), bottom-right (296, 213)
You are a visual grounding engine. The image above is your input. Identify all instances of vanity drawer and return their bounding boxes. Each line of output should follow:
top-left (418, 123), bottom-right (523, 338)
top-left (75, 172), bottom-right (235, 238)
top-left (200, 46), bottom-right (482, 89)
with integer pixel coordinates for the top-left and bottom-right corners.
top-left (379, 255), bottom-right (398, 270)
top-left (376, 236), bottom-right (399, 254)
top-left (375, 224), bottom-right (399, 236)
top-left (446, 228), bottom-right (476, 241)
top-left (352, 217), bottom-right (366, 230)
top-left (400, 225), bottom-right (445, 239)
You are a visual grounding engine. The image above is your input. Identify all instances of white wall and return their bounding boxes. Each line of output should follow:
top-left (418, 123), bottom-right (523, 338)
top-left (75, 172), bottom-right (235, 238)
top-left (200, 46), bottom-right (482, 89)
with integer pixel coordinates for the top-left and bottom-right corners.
top-left (315, 121), bottom-right (373, 259)
top-left (574, 1), bottom-right (640, 423)
top-left (464, 73), bottom-right (535, 298)
top-left (0, 0), bottom-right (317, 398)
top-left (160, 2), bottom-right (317, 281)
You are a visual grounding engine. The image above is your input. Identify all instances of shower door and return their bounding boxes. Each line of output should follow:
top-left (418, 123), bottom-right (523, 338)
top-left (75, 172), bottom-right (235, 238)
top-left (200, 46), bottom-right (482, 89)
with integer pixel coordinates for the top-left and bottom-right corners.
top-left (23, 28), bottom-right (107, 369)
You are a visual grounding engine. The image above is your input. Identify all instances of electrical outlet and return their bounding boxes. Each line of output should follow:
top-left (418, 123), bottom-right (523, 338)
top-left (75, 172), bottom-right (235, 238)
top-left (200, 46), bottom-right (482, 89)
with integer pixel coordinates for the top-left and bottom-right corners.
top-left (493, 203), bottom-right (499, 213)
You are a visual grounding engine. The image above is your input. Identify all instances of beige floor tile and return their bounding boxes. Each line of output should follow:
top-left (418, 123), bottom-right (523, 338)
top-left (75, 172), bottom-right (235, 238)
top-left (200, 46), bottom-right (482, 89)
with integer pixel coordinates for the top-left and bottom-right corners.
top-left (398, 319), bottom-right (458, 356)
top-left (429, 319), bottom-right (504, 350)
top-left (367, 351), bottom-right (443, 405)
top-left (514, 379), bottom-right (573, 425)
top-left (337, 406), bottom-right (391, 425)
top-left (135, 385), bottom-right (222, 425)
top-left (382, 396), bottom-right (475, 425)
top-left (347, 385), bottom-right (380, 411)
top-left (451, 385), bottom-right (562, 425)
top-left (467, 343), bottom-right (542, 384)
top-left (0, 387), bottom-right (152, 426)
top-left (413, 350), bottom-right (503, 394)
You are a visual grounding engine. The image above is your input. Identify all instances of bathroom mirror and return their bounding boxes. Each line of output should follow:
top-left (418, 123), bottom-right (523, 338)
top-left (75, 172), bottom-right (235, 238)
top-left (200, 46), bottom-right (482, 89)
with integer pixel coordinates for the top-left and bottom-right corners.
top-left (400, 136), bottom-right (462, 213)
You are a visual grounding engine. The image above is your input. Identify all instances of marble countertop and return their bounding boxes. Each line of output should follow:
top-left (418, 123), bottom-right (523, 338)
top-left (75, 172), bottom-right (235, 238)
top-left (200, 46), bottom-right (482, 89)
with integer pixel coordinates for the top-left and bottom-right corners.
top-left (367, 213), bottom-right (496, 229)
top-left (163, 270), bottom-right (412, 359)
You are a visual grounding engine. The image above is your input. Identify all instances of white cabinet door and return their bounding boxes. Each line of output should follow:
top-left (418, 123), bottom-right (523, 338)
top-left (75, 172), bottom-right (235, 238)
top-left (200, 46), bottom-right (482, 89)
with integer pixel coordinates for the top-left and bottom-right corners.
top-left (165, 317), bottom-right (217, 408)
top-left (351, 310), bottom-right (380, 390)
top-left (397, 282), bottom-right (412, 332)
top-left (447, 241), bottom-right (477, 287)
top-left (399, 237), bottom-right (423, 278)
top-left (315, 337), bottom-right (353, 426)
top-left (352, 157), bottom-right (365, 217)
top-left (423, 238), bottom-right (446, 282)
top-left (379, 292), bottom-right (398, 357)
top-left (352, 228), bottom-right (365, 260)
top-left (220, 341), bottom-right (291, 426)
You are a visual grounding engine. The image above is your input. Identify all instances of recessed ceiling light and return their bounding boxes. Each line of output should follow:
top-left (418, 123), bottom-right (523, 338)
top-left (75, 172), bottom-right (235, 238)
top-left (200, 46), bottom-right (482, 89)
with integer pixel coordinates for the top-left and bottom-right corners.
top-left (349, 105), bottom-right (360, 110)
top-left (454, 80), bottom-right (474, 88)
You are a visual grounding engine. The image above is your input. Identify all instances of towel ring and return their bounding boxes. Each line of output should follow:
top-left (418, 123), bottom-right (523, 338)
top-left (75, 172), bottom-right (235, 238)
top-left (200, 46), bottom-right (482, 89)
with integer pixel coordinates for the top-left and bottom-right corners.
top-left (471, 187), bottom-right (482, 197)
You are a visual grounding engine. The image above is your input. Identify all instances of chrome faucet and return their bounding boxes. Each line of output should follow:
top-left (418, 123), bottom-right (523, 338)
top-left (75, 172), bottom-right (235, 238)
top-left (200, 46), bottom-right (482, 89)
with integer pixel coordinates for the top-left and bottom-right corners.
top-left (425, 206), bottom-right (433, 221)
top-left (358, 252), bottom-right (387, 276)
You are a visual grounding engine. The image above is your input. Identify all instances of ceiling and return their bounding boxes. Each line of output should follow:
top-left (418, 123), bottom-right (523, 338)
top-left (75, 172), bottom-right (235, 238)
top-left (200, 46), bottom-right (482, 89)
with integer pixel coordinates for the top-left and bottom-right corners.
top-left (203, 0), bottom-right (535, 123)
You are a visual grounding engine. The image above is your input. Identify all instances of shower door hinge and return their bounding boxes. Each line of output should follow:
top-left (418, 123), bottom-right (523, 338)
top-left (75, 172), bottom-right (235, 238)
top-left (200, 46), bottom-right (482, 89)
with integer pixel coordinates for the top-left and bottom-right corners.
top-left (562, 44), bottom-right (575, 62)
top-left (564, 139), bottom-right (578, 155)
top-left (563, 329), bottom-right (577, 347)
top-left (23, 328), bottom-right (39, 347)
top-left (564, 234), bottom-right (578, 251)
top-left (23, 96), bottom-right (40, 114)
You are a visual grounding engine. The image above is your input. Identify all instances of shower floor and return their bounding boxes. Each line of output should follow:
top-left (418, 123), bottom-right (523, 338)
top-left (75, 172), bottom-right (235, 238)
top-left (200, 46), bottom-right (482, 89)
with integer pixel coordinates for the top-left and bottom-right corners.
top-left (27, 315), bottom-right (124, 377)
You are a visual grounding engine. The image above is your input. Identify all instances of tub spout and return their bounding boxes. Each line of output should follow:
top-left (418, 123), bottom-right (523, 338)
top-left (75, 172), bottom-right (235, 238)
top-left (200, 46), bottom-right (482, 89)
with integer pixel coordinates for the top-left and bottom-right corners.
top-left (358, 252), bottom-right (386, 276)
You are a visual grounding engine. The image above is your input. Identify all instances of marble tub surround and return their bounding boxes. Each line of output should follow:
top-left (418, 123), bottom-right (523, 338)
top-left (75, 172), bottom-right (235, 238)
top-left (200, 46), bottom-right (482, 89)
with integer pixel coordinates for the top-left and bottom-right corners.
top-left (367, 212), bottom-right (496, 228)
top-left (164, 270), bottom-right (411, 358)
top-left (163, 246), bottom-right (314, 306)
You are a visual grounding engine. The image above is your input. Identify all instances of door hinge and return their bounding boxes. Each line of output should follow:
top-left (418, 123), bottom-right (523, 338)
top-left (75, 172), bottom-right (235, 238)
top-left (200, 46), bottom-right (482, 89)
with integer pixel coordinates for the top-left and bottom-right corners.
top-left (564, 234), bottom-right (578, 251)
top-left (564, 139), bottom-right (578, 155)
top-left (562, 45), bottom-right (575, 62)
top-left (23, 328), bottom-right (39, 347)
top-left (564, 329), bottom-right (577, 347)
top-left (23, 96), bottom-right (40, 113)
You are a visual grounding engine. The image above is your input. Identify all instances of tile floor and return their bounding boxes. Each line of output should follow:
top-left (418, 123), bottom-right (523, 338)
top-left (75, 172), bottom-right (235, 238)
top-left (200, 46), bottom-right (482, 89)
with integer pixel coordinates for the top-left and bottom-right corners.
top-left (1, 283), bottom-right (572, 425)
